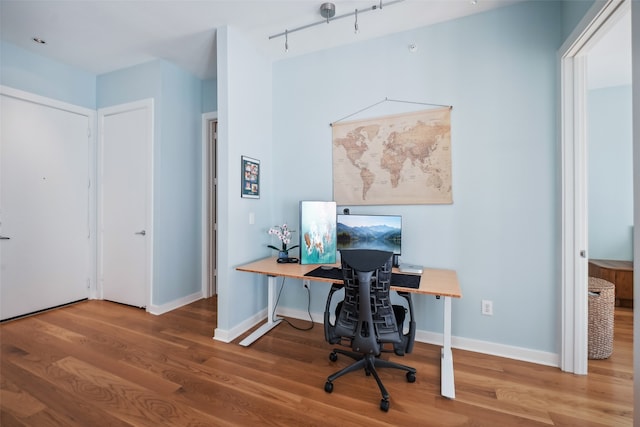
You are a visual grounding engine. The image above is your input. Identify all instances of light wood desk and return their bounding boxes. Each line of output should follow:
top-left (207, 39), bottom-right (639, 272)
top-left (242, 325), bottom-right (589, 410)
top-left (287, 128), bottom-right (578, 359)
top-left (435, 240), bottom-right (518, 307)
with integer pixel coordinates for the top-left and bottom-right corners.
top-left (236, 257), bottom-right (462, 399)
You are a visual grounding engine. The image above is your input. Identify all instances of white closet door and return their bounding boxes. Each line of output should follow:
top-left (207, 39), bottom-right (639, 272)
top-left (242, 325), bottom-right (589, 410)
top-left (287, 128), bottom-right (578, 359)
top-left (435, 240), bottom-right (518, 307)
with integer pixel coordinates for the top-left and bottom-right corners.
top-left (99, 101), bottom-right (152, 308)
top-left (0, 93), bottom-right (90, 320)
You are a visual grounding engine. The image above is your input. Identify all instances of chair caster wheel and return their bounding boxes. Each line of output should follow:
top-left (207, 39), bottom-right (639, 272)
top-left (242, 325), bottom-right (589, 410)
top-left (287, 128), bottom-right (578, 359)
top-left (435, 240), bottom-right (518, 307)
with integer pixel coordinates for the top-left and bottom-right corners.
top-left (329, 352), bottom-right (338, 362)
top-left (380, 399), bottom-right (390, 412)
top-left (406, 371), bottom-right (416, 383)
top-left (324, 381), bottom-right (334, 393)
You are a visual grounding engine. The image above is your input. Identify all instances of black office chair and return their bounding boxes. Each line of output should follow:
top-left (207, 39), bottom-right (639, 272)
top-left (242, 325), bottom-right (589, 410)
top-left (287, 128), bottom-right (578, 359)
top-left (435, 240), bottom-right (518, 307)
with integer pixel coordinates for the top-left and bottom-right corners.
top-left (323, 249), bottom-right (416, 412)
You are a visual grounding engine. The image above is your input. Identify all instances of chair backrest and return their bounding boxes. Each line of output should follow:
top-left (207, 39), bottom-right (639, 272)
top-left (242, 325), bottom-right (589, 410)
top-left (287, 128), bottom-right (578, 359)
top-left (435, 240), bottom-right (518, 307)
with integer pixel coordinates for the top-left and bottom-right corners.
top-left (334, 249), bottom-right (400, 355)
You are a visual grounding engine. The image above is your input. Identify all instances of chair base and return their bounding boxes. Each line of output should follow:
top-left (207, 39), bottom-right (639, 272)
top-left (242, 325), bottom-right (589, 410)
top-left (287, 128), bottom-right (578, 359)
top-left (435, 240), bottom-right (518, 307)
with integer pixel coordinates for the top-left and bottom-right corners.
top-left (324, 349), bottom-right (416, 412)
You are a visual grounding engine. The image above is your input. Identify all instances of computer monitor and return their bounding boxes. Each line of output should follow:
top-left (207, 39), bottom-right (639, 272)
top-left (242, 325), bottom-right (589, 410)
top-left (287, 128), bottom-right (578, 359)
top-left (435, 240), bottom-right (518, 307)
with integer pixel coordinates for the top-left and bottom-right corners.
top-left (299, 201), bottom-right (337, 265)
top-left (336, 214), bottom-right (402, 256)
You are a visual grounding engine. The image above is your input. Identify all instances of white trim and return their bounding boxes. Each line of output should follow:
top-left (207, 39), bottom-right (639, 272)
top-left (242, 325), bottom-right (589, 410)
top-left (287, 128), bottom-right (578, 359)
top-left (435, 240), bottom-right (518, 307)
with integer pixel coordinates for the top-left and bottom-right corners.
top-left (96, 98), bottom-right (154, 310)
top-left (147, 291), bottom-right (203, 315)
top-left (201, 111), bottom-right (217, 298)
top-left (0, 85), bottom-right (97, 302)
top-left (268, 306), bottom-right (560, 368)
top-left (213, 308), bottom-right (267, 343)
top-left (418, 331), bottom-right (560, 368)
top-left (0, 86), bottom-right (93, 116)
top-left (559, 0), bottom-right (628, 375)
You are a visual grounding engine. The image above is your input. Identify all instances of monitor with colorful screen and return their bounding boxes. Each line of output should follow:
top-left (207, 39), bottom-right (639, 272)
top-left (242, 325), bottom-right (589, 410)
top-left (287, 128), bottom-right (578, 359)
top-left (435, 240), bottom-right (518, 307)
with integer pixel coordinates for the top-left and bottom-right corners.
top-left (336, 214), bottom-right (402, 256)
top-left (299, 201), bottom-right (337, 265)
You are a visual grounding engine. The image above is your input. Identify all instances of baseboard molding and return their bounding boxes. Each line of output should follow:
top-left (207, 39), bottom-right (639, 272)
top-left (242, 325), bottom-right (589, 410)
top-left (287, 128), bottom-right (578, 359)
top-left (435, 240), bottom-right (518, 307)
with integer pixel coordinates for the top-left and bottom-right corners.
top-left (147, 291), bottom-right (204, 315)
top-left (213, 308), bottom-right (267, 343)
top-left (275, 307), bottom-right (560, 368)
top-left (416, 330), bottom-right (560, 368)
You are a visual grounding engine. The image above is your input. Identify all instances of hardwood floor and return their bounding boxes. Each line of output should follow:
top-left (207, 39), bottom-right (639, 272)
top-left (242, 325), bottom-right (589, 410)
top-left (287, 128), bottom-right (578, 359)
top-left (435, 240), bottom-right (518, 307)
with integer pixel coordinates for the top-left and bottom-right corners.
top-left (1, 299), bottom-right (633, 426)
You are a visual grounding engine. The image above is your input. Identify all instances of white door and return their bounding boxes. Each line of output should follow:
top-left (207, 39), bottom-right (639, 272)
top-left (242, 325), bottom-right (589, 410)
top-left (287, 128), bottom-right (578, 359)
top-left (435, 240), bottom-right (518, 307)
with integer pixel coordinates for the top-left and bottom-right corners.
top-left (98, 100), bottom-right (152, 308)
top-left (0, 91), bottom-right (91, 320)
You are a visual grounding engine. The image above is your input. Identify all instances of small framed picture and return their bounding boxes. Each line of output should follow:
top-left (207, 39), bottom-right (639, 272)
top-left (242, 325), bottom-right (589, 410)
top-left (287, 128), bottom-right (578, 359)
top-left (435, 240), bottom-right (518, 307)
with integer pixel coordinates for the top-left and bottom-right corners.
top-left (241, 155), bottom-right (260, 199)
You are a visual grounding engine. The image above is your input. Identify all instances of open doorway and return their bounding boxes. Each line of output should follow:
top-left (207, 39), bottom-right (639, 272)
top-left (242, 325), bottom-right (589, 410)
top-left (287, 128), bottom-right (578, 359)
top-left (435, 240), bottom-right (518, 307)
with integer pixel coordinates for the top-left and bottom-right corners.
top-left (585, 7), bottom-right (633, 374)
top-left (560, 0), bottom-right (632, 375)
top-left (202, 112), bottom-right (218, 297)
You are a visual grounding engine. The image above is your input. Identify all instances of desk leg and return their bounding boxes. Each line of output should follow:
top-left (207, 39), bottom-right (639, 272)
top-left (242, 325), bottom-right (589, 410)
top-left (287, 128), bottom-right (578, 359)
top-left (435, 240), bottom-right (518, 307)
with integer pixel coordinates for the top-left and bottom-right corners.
top-left (441, 296), bottom-right (455, 399)
top-left (239, 275), bottom-right (282, 346)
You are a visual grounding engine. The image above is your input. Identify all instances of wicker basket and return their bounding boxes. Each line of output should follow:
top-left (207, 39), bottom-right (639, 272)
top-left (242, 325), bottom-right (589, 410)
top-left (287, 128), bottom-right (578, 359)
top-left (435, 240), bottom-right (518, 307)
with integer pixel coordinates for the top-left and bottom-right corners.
top-left (588, 277), bottom-right (615, 359)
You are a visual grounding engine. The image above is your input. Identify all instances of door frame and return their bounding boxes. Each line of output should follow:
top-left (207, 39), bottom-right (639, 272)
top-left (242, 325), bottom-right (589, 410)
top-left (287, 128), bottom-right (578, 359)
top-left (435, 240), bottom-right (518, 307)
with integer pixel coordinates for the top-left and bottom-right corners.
top-left (559, 0), bottom-right (628, 374)
top-left (201, 111), bottom-right (218, 297)
top-left (97, 98), bottom-right (154, 309)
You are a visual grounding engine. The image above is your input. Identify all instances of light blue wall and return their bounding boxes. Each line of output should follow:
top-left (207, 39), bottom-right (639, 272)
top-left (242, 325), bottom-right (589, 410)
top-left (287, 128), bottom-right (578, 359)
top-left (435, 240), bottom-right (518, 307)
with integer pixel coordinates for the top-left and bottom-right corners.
top-left (97, 60), bottom-right (203, 306)
top-left (588, 85), bottom-right (633, 261)
top-left (271, 1), bottom-right (563, 353)
top-left (202, 78), bottom-right (217, 113)
top-left (0, 41), bottom-right (96, 108)
top-left (561, 0), bottom-right (599, 40)
top-left (216, 26), bottom-right (273, 331)
top-left (158, 62), bottom-right (203, 302)
top-left (96, 61), bottom-right (162, 108)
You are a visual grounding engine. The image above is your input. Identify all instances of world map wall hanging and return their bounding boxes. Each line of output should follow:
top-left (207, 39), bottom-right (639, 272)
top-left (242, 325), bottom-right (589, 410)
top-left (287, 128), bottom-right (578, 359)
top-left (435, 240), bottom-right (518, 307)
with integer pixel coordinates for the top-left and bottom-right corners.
top-left (332, 106), bottom-right (452, 205)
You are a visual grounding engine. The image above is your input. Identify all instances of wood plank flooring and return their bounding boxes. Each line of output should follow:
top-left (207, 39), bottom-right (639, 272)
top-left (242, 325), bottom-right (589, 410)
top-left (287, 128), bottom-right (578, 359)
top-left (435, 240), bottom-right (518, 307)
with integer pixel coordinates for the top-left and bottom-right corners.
top-left (0, 299), bottom-right (633, 426)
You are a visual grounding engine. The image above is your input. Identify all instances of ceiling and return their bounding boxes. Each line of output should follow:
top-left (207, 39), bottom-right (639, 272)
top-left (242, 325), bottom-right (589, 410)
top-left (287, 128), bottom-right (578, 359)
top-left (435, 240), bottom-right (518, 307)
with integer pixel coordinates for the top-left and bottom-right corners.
top-left (0, 0), bottom-right (630, 87)
top-left (0, 0), bottom-right (525, 80)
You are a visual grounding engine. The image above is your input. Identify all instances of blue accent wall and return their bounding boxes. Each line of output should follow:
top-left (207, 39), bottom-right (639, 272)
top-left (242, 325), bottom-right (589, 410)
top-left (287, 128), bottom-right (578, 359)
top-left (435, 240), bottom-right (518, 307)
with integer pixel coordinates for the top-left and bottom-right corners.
top-left (98, 60), bottom-right (203, 306)
top-left (271, 1), bottom-right (564, 353)
top-left (561, 0), bottom-right (598, 40)
top-left (588, 85), bottom-right (633, 261)
top-left (215, 26), bottom-right (273, 331)
top-left (202, 78), bottom-right (217, 113)
top-left (0, 41), bottom-right (96, 108)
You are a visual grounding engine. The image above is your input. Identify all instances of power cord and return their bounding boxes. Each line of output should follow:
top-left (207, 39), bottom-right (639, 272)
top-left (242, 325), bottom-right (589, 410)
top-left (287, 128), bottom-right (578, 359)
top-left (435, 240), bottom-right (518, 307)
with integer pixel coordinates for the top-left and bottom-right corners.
top-left (271, 276), bottom-right (314, 331)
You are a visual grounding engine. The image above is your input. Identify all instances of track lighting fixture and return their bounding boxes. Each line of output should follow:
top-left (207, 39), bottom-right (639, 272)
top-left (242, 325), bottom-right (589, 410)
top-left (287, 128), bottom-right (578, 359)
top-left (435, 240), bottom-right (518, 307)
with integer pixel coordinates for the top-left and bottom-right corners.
top-left (269, 0), bottom-right (404, 52)
top-left (321, 2), bottom-right (335, 23)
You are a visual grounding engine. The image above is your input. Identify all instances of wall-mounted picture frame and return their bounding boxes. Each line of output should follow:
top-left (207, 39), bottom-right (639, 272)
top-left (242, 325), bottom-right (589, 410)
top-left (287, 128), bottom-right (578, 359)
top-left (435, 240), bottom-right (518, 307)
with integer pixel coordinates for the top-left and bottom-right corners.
top-left (241, 155), bottom-right (260, 199)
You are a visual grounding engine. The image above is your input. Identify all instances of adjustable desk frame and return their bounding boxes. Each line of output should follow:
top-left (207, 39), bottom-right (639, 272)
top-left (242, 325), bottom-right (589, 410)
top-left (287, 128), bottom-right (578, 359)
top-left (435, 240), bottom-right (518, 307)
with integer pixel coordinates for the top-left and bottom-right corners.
top-left (236, 257), bottom-right (462, 399)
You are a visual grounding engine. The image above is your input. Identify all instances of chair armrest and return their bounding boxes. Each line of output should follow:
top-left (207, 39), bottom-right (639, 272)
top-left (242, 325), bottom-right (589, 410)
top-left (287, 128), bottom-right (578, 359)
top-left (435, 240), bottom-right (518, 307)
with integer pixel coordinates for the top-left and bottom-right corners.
top-left (324, 282), bottom-right (344, 344)
top-left (394, 291), bottom-right (416, 355)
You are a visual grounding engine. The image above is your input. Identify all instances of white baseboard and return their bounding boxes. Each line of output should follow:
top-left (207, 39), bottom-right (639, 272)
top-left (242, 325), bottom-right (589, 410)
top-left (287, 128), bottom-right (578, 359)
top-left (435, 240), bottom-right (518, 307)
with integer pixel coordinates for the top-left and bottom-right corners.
top-left (266, 307), bottom-right (560, 368)
top-left (416, 330), bottom-right (560, 368)
top-left (147, 291), bottom-right (204, 315)
top-left (213, 308), bottom-right (267, 343)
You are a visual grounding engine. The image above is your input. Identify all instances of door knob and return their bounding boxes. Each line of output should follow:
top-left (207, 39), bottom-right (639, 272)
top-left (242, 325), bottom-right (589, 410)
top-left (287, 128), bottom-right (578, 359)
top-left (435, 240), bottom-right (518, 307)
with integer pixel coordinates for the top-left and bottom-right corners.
top-left (135, 230), bottom-right (146, 236)
top-left (0, 236), bottom-right (10, 240)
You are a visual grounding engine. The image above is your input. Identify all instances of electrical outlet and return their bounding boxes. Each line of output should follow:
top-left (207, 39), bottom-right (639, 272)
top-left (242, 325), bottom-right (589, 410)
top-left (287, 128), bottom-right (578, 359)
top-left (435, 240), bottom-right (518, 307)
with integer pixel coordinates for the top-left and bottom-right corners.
top-left (303, 280), bottom-right (310, 290)
top-left (481, 300), bottom-right (493, 316)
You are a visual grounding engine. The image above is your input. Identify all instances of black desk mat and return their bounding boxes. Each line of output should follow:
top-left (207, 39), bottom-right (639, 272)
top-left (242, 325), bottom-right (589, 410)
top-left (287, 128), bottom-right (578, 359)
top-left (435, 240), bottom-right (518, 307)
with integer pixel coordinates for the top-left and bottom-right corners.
top-left (304, 266), bottom-right (420, 289)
